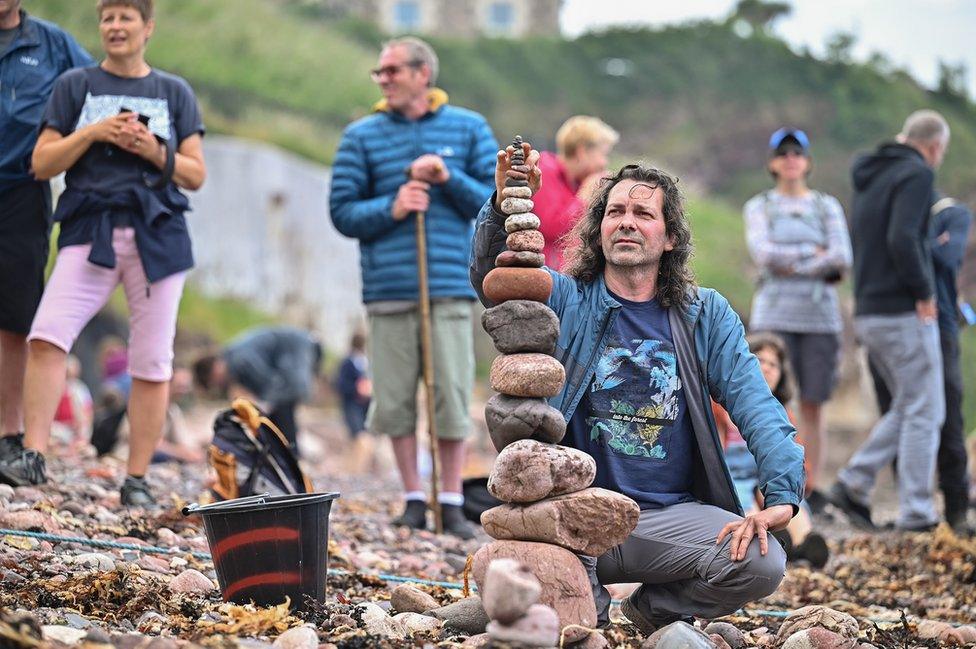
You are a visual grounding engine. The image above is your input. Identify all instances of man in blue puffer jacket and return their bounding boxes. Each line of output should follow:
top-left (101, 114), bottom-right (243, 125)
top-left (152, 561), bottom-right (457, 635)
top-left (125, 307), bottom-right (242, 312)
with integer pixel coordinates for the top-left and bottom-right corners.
top-left (330, 36), bottom-right (497, 538)
top-left (471, 144), bottom-right (805, 632)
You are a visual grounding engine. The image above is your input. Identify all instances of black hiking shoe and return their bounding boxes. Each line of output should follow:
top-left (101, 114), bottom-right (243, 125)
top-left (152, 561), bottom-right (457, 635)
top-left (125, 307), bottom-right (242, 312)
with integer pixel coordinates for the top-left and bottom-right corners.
top-left (392, 500), bottom-right (428, 530)
top-left (440, 504), bottom-right (475, 540)
top-left (619, 594), bottom-right (690, 636)
top-left (805, 489), bottom-right (829, 515)
top-left (0, 448), bottom-right (47, 487)
top-left (120, 475), bottom-right (157, 508)
top-left (0, 433), bottom-right (25, 462)
top-left (945, 492), bottom-right (973, 536)
top-left (793, 533), bottom-right (830, 568)
top-left (827, 482), bottom-right (876, 530)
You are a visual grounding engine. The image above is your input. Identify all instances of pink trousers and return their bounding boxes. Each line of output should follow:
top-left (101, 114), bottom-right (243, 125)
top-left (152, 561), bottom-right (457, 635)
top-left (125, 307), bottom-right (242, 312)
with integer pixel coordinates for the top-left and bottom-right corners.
top-left (29, 228), bottom-right (187, 382)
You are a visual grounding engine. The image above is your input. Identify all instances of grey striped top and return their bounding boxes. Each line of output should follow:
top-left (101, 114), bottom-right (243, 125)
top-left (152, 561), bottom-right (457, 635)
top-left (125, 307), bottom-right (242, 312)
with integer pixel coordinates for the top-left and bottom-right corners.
top-left (744, 190), bottom-right (852, 334)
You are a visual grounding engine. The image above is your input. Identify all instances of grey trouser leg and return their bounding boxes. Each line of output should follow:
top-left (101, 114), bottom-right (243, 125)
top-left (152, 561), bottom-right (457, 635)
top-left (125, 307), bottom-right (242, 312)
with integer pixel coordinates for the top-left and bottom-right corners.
top-left (581, 501), bottom-right (787, 625)
top-left (840, 314), bottom-right (944, 528)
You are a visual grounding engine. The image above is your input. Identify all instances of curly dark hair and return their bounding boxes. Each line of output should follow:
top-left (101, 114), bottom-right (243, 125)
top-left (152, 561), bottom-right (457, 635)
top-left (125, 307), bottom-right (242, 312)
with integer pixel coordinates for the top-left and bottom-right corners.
top-left (561, 164), bottom-right (696, 308)
top-left (747, 332), bottom-right (795, 405)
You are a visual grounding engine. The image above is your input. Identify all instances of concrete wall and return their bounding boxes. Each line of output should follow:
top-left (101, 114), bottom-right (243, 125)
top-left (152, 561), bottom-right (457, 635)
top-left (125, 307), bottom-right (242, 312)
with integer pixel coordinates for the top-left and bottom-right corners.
top-left (187, 136), bottom-right (365, 353)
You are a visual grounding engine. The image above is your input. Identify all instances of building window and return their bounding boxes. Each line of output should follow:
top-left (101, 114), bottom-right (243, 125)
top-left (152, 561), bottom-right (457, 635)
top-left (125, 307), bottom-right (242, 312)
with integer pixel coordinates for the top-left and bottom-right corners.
top-left (393, 0), bottom-right (421, 31)
top-left (486, 1), bottom-right (515, 33)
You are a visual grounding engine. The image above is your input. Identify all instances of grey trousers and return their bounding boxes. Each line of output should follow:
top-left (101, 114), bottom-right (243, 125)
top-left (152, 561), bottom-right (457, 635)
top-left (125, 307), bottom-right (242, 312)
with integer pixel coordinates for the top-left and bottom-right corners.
top-left (582, 501), bottom-right (787, 626)
top-left (840, 313), bottom-right (944, 528)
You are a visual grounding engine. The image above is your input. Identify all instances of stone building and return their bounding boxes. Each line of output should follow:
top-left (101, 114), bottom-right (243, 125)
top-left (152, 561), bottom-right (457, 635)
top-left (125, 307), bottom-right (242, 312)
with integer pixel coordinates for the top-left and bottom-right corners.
top-left (326, 0), bottom-right (562, 38)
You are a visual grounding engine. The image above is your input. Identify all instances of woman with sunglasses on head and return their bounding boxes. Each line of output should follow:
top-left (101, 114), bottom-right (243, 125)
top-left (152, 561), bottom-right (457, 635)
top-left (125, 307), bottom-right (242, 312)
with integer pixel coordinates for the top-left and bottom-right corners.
top-left (0, 0), bottom-right (205, 507)
top-left (743, 128), bottom-right (851, 509)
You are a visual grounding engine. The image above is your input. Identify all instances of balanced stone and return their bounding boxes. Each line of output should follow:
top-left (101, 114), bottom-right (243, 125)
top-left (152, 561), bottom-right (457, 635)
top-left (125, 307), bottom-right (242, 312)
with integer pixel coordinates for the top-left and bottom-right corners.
top-left (489, 353), bottom-right (565, 398)
top-left (484, 394), bottom-right (565, 451)
top-left (507, 230), bottom-right (545, 253)
top-left (488, 439), bottom-right (595, 503)
top-left (482, 300), bottom-right (559, 355)
top-left (481, 558), bottom-right (540, 625)
top-left (502, 186), bottom-right (533, 199)
top-left (496, 250), bottom-right (545, 268)
top-left (472, 540), bottom-right (597, 632)
top-left (483, 267), bottom-right (552, 304)
top-left (501, 197), bottom-right (535, 214)
top-left (486, 604), bottom-right (560, 648)
top-left (505, 213), bottom-right (541, 233)
top-left (480, 487), bottom-right (640, 556)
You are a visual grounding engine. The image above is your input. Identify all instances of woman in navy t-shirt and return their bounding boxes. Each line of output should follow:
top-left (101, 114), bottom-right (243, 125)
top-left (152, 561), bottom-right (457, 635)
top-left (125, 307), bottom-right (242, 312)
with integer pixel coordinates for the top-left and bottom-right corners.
top-left (0, 0), bottom-right (206, 506)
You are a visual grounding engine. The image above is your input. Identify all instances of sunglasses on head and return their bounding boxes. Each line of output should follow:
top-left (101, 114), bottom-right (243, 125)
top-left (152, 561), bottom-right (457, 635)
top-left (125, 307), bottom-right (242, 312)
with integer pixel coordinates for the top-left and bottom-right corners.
top-left (369, 60), bottom-right (423, 81)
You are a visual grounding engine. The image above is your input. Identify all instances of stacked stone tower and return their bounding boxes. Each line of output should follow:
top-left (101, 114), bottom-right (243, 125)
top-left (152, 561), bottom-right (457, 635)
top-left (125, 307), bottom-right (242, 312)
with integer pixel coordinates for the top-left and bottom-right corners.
top-left (472, 137), bottom-right (640, 645)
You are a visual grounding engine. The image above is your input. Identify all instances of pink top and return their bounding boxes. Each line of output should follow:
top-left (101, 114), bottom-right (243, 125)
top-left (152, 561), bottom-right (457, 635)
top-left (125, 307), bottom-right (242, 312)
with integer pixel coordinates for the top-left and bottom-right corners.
top-left (534, 151), bottom-right (585, 270)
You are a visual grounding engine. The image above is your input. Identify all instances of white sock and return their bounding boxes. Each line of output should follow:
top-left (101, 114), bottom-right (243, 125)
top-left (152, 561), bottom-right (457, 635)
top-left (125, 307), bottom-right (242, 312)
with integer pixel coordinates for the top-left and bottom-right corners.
top-left (404, 491), bottom-right (426, 502)
top-left (438, 492), bottom-right (464, 507)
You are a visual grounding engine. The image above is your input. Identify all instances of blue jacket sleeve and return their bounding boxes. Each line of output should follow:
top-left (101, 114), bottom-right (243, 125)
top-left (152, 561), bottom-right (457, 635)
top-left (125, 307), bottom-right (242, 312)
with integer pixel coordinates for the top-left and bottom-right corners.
top-left (442, 118), bottom-right (498, 220)
top-left (329, 130), bottom-right (398, 243)
top-left (931, 206), bottom-right (972, 272)
top-left (702, 291), bottom-right (805, 512)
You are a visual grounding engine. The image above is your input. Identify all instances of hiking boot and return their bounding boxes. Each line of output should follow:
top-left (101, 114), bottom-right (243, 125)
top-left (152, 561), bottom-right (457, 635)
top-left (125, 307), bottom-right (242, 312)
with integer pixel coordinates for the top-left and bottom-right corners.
top-left (120, 475), bottom-right (157, 508)
top-left (945, 492), bottom-right (971, 533)
top-left (619, 594), bottom-right (690, 636)
top-left (793, 532), bottom-right (830, 569)
top-left (0, 433), bottom-right (24, 462)
top-left (0, 448), bottom-right (47, 487)
top-left (827, 482), bottom-right (876, 530)
top-left (440, 504), bottom-right (475, 540)
top-left (392, 500), bottom-right (428, 530)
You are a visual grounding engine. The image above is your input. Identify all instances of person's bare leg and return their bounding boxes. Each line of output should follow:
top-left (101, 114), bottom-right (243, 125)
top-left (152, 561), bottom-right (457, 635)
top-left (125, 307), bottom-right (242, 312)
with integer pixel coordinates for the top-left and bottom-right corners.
top-left (799, 400), bottom-right (826, 493)
top-left (23, 340), bottom-right (68, 451)
top-left (126, 378), bottom-right (169, 477)
top-left (391, 434), bottom-right (422, 493)
top-left (437, 438), bottom-right (465, 495)
top-left (0, 331), bottom-right (28, 435)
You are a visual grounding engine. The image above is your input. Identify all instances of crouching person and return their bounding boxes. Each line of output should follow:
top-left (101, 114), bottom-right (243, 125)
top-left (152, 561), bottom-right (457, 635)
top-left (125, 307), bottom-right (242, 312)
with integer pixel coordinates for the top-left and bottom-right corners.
top-left (469, 143), bottom-right (805, 631)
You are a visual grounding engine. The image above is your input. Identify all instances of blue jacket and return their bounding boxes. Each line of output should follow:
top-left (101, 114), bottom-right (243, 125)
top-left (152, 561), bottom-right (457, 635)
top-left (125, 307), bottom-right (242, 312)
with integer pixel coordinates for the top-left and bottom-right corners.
top-left (0, 11), bottom-right (92, 192)
top-left (470, 199), bottom-right (805, 515)
top-left (330, 90), bottom-right (498, 303)
top-left (929, 199), bottom-right (973, 335)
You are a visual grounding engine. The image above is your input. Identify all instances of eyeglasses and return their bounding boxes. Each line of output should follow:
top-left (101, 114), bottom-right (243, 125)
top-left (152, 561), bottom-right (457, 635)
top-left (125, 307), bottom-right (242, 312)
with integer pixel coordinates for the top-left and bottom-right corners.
top-left (369, 61), bottom-right (423, 81)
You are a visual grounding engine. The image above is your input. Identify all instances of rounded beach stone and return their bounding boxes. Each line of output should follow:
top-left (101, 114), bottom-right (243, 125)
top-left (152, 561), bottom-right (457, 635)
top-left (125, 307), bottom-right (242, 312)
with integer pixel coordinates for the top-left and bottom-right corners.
top-left (495, 250), bottom-right (545, 268)
top-left (483, 267), bottom-right (552, 304)
top-left (489, 353), bottom-right (565, 398)
top-left (501, 197), bottom-right (535, 215)
top-left (504, 213), bottom-right (541, 233)
top-left (484, 394), bottom-right (566, 451)
top-left (506, 229), bottom-right (545, 253)
top-left (487, 439), bottom-right (595, 503)
top-left (502, 186), bottom-right (533, 199)
top-left (481, 300), bottom-right (559, 355)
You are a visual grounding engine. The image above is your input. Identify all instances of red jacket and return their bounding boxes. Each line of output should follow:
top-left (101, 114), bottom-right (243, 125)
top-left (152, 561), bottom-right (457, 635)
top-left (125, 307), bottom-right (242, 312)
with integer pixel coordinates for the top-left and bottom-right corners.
top-left (535, 151), bottom-right (584, 269)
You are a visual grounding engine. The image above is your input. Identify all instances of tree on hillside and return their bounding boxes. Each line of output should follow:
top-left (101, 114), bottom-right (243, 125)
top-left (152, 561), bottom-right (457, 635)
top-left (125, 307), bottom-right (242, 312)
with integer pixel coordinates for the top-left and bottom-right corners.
top-left (937, 60), bottom-right (969, 101)
top-left (731, 0), bottom-right (792, 33)
top-left (825, 31), bottom-right (857, 65)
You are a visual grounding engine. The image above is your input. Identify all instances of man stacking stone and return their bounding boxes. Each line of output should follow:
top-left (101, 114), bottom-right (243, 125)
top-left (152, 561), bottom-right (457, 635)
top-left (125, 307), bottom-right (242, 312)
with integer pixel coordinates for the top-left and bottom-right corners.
top-left (470, 137), bottom-right (640, 644)
top-left (470, 141), bottom-right (805, 637)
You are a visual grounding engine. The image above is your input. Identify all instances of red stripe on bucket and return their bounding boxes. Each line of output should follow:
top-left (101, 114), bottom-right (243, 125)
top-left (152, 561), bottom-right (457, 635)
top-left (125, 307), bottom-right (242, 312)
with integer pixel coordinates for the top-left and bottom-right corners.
top-left (222, 571), bottom-right (302, 601)
top-left (212, 526), bottom-right (300, 560)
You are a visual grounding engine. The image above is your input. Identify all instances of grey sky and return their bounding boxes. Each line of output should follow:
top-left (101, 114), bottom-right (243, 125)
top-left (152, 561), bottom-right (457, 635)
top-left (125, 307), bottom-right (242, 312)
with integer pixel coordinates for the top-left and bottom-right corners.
top-left (562, 0), bottom-right (976, 97)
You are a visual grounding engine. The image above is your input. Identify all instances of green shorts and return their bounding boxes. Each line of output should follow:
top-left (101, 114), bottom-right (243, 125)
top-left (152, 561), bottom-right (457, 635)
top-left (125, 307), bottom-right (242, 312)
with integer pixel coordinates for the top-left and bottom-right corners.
top-left (366, 299), bottom-right (474, 440)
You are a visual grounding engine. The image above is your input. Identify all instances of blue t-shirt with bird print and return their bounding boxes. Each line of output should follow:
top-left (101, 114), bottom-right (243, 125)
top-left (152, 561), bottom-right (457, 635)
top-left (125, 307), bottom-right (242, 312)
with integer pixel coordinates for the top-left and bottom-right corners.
top-left (564, 291), bottom-right (695, 510)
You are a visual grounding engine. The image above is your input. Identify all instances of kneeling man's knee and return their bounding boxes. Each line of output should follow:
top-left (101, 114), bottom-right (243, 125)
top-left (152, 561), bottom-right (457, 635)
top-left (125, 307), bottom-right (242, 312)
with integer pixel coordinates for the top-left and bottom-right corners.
top-left (741, 536), bottom-right (787, 600)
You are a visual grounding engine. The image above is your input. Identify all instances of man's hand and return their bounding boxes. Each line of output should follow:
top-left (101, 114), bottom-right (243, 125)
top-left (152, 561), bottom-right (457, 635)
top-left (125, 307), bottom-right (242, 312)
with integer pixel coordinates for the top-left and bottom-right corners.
top-left (410, 154), bottom-right (450, 184)
top-left (494, 141), bottom-right (541, 211)
top-left (916, 297), bottom-right (937, 324)
top-left (392, 180), bottom-right (430, 221)
top-left (716, 504), bottom-right (793, 561)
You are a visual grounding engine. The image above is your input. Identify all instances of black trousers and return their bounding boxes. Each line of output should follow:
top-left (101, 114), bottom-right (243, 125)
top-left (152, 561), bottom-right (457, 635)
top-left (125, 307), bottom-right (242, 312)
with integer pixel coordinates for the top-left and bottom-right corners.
top-left (870, 327), bottom-right (969, 503)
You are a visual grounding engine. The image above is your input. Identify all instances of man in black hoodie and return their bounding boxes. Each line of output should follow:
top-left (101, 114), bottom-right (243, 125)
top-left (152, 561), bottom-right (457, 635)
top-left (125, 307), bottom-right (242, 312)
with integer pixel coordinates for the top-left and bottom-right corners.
top-left (830, 110), bottom-right (950, 532)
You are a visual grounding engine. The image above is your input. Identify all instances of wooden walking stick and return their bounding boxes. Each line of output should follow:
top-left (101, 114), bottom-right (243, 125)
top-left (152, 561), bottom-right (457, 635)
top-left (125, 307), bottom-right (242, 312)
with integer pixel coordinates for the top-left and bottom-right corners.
top-left (411, 171), bottom-right (443, 534)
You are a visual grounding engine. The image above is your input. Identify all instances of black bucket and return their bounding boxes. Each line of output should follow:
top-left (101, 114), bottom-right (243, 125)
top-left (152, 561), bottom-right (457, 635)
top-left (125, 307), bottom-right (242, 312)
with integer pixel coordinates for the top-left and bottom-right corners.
top-left (183, 491), bottom-right (339, 610)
